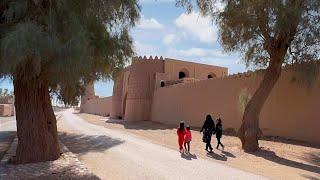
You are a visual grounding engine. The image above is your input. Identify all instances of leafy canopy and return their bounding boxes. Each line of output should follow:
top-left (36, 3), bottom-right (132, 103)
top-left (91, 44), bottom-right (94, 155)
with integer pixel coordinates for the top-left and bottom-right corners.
top-left (176, 0), bottom-right (320, 68)
top-left (0, 0), bottom-right (140, 104)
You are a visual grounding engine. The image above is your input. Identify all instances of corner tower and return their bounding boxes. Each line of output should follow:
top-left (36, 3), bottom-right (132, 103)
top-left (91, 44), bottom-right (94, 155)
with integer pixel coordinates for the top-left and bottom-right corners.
top-left (111, 56), bottom-right (165, 121)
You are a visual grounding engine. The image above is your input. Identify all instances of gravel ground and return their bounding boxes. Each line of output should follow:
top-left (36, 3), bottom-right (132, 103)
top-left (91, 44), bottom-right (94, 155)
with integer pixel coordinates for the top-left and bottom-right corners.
top-left (0, 137), bottom-right (99, 180)
top-left (76, 112), bottom-right (320, 180)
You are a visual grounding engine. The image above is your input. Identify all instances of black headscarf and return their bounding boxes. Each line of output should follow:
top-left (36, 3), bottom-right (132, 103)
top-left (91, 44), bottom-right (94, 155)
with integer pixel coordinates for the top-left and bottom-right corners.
top-left (201, 114), bottom-right (215, 132)
top-left (178, 121), bottom-right (185, 132)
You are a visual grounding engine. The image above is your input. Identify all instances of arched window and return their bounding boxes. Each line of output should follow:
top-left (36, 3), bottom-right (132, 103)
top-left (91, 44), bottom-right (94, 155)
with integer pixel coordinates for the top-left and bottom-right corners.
top-left (160, 81), bottom-right (165, 87)
top-left (179, 68), bottom-right (189, 79)
top-left (208, 73), bottom-right (216, 79)
top-left (179, 72), bottom-right (186, 79)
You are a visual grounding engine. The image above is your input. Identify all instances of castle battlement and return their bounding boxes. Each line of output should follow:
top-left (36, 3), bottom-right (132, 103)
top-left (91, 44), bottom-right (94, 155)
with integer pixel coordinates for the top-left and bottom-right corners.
top-left (134, 56), bottom-right (164, 61)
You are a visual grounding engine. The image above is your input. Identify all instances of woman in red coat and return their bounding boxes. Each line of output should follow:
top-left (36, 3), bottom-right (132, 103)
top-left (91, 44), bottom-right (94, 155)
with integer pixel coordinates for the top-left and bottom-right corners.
top-left (177, 121), bottom-right (186, 153)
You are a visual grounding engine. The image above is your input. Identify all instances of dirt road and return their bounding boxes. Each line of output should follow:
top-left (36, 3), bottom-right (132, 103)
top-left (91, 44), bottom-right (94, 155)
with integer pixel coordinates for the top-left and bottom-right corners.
top-left (58, 110), bottom-right (267, 180)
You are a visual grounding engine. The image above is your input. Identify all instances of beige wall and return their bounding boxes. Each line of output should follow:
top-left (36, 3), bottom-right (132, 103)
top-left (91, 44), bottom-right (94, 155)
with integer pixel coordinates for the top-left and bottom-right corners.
top-left (0, 104), bottom-right (13, 116)
top-left (80, 96), bottom-right (112, 116)
top-left (150, 69), bottom-right (320, 144)
top-left (125, 58), bottom-right (164, 121)
top-left (80, 82), bottom-right (96, 113)
top-left (164, 58), bottom-right (228, 80)
top-left (111, 71), bottom-right (125, 118)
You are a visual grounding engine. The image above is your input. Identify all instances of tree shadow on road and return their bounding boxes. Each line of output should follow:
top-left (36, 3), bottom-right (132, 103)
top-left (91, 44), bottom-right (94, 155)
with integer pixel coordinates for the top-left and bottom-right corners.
top-left (301, 174), bottom-right (320, 180)
top-left (0, 131), bottom-right (16, 160)
top-left (250, 149), bottom-right (320, 174)
top-left (307, 152), bottom-right (320, 167)
top-left (105, 118), bottom-right (176, 130)
top-left (59, 132), bottom-right (124, 156)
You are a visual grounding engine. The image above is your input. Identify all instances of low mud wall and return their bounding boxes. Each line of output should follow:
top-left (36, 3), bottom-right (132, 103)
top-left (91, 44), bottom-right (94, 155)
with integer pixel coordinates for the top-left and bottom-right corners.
top-left (80, 96), bottom-right (112, 117)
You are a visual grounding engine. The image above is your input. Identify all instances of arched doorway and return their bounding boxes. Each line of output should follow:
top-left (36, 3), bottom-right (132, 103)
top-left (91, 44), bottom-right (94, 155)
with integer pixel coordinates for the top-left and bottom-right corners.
top-left (160, 81), bottom-right (165, 87)
top-left (179, 68), bottom-right (189, 79)
top-left (208, 73), bottom-right (216, 79)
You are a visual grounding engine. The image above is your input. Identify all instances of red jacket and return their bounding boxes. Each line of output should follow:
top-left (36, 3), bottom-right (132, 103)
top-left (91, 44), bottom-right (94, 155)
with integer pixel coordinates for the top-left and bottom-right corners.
top-left (185, 130), bottom-right (192, 141)
top-left (177, 128), bottom-right (186, 141)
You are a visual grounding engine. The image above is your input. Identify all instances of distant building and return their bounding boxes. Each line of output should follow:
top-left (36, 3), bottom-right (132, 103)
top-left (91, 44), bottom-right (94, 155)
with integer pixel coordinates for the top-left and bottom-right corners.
top-left (0, 96), bottom-right (15, 116)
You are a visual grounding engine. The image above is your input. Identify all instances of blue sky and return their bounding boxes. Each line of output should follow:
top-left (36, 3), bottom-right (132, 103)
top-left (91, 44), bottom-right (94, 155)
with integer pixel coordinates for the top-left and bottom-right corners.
top-left (0, 0), bottom-right (249, 97)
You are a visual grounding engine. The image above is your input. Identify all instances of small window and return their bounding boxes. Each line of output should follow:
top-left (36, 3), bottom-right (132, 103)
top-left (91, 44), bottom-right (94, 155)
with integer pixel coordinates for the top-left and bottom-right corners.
top-left (160, 81), bottom-right (165, 87)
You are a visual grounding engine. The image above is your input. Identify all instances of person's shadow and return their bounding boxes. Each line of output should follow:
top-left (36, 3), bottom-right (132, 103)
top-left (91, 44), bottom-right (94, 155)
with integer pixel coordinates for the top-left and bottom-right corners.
top-left (181, 153), bottom-right (198, 160)
top-left (221, 150), bottom-right (236, 158)
top-left (206, 151), bottom-right (227, 161)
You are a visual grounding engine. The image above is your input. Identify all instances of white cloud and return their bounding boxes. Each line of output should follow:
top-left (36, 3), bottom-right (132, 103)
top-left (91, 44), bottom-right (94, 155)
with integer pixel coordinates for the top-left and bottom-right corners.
top-left (175, 12), bottom-right (217, 43)
top-left (137, 16), bottom-right (164, 30)
top-left (134, 41), bottom-right (157, 56)
top-left (169, 47), bottom-right (227, 58)
top-left (162, 34), bottom-right (176, 45)
top-left (166, 47), bottom-right (246, 73)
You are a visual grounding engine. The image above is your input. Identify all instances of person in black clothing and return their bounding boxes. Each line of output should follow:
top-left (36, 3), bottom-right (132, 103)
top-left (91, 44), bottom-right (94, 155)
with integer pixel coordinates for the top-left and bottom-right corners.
top-left (200, 114), bottom-right (215, 153)
top-left (215, 117), bottom-right (224, 150)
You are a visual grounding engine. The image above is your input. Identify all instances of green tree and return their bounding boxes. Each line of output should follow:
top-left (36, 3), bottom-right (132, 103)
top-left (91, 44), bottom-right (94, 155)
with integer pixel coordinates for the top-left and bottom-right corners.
top-left (177, 0), bottom-right (320, 151)
top-left (0, 0), bottom-right (140, 163)
top-left (3, 88), bottom-right (8, 96)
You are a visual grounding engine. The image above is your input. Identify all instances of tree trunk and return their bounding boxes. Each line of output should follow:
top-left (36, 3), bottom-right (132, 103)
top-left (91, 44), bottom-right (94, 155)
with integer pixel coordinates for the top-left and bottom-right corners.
top-left (238, 60), bottom-right (282, 152)
top-left (14, 75), bottom-right (60, 164)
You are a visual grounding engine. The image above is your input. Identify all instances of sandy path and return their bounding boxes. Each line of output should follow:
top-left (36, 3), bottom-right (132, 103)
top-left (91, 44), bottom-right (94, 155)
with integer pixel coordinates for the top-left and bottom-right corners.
top-left (76, 112), bottom-right (320, 179)
top-left (58, 110), bottom-right (267, 180)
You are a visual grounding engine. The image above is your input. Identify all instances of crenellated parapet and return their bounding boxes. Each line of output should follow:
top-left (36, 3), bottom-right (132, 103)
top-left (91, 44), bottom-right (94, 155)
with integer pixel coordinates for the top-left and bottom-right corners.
top-left (134, 55), bottom-right (165, 61)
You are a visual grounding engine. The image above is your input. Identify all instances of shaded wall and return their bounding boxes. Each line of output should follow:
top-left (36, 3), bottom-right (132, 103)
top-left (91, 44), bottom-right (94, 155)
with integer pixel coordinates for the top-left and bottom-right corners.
top-left (80, 82), bottom-right (96, 113)
top-left (124, 58), bottom-right (164, 121)
top-left (111, 71), bottom-right (125, 119)
top-left (151, 68), bottom-right (320, 144)
top-left (0, 104), bottom-right (14, 116)
top-left (80, 96), bottom-right (112, 116)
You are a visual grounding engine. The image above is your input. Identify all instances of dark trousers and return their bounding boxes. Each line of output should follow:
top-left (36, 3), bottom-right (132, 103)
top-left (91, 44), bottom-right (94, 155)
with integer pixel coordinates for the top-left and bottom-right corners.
top-left (216, 137), bottom-right (224, 149)
top-left (205, 139), bottom-right (212, 151)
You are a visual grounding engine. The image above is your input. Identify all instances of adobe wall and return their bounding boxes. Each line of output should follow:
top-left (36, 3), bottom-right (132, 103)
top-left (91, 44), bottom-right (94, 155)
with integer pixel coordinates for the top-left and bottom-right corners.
top-left (0, 96), bottom-right (14, 116)
top-left (164, 58), bottom-right (228, 80)
top-left (80, 82), bottom-right (97, 113)
top-left (111, 71), bottom-right (125, 119)
top-left (0, 104), bottom-right (13, 116)
top-left (150, 68), bottom-right (320, 144)
top-left (80, 96), bottom-right (112, 116)
top-left (124, 56), bottom-right (165, 121)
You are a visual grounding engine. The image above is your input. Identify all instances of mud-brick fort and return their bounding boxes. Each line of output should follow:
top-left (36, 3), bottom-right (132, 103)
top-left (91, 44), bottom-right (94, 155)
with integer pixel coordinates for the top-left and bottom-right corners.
top-left (80, 56), bottom-right (320, 144)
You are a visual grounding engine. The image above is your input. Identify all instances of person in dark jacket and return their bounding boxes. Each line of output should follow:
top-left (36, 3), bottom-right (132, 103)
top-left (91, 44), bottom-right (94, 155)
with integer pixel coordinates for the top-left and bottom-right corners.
top-left (215, 117), bottom-right (224, 150)
top-left (200, 114), bottom-right (215, 153)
